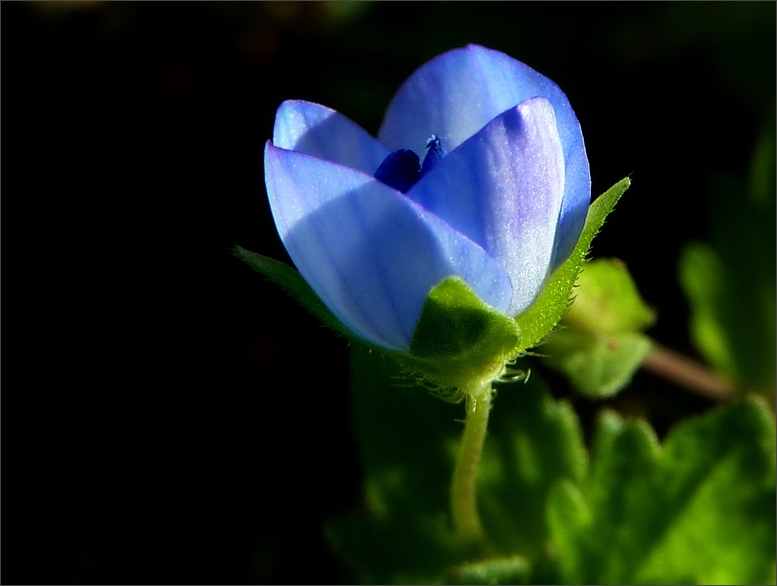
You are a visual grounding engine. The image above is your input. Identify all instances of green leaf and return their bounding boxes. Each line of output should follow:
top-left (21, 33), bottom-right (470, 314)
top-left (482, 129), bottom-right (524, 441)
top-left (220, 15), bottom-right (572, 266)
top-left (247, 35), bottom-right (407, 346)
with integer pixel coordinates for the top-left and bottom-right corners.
top-left (564, 258), bottom-right (656, 336)
top-left (546, 398), bottom-right (777, 584)
top-left (678, 128), bottom-right (776, 393)
top-left (540, 258), bottom-right (656, 398)
top-left (515, 177), bottom-right (631, 353)
top-left (476, 368), bottom-right (587, 575)
top-left (541, 328), bottom-right (653, 398)
top-left (679, 242), bottom-right (738, 381)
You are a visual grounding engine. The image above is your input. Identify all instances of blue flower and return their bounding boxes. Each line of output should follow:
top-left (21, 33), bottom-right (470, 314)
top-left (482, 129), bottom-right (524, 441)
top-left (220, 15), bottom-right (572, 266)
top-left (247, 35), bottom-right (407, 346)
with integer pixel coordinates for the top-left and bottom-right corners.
top-left (265, 44), bottom-right (590, 351)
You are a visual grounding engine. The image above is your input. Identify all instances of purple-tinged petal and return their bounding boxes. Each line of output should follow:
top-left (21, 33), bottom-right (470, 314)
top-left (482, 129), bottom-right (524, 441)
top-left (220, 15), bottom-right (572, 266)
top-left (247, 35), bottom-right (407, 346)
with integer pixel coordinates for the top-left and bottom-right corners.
top-left (408, 97), bottom-right (564, 316)
top-left (273, 100), bottom-right (390, 175)
top-left (265, 142), bottom-right (513, 349)
top-left (378, 44), bottom-right (590, 268)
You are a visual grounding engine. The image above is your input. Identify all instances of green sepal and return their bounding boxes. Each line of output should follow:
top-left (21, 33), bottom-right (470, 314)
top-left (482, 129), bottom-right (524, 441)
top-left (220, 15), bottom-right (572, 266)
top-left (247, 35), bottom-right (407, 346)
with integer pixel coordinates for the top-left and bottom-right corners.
top-left (408, 276), bottom-right (521, 394)
top-left (515, 177), bottom-right (631, 352)
top-left (541, 258), bottom-right (656, 398)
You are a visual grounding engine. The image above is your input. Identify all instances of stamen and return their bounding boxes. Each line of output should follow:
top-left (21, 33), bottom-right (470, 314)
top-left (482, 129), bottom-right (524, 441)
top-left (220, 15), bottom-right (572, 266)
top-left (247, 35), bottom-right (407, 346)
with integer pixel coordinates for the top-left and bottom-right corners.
top-left (373, 135), bottom-right (446, 192)
top-left (421, 135), bottom-right (447, 176)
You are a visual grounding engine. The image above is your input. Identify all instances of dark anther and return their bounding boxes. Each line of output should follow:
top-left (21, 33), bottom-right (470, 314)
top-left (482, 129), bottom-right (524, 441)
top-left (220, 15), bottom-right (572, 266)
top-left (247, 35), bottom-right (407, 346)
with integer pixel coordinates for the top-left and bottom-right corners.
top-left (374, 149), bottom-right (421, 193)
top-left (420, 135), bottom-right (447, 177)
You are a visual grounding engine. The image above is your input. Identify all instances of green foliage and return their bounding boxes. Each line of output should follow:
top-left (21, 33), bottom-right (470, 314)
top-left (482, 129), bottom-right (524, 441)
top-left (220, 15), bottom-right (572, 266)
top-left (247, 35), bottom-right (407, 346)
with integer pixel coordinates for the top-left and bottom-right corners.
top-left (542, 258), bottom-right (656, 398)
top-left (329, 347), bottom-right (776, 584)
top-left (564, 258), bottom-right (655, 335)
top-left (542, 329), bottom-right (653, 398)
top-left (678, 128), bottom-right (776, 394)
top-left (548, 398), bottom-right (776, 584)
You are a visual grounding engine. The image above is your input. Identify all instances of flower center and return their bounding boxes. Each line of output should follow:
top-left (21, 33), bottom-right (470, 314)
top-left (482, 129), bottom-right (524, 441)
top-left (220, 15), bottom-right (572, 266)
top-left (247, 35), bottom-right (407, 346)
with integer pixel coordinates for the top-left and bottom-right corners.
top-left (374, 135), bottom-right (447, 193)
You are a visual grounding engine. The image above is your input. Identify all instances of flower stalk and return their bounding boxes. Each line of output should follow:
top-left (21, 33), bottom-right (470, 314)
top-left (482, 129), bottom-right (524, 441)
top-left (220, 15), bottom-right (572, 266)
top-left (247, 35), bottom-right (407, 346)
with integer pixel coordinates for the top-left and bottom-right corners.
top-left (450, 375), bottom-right (495, 555)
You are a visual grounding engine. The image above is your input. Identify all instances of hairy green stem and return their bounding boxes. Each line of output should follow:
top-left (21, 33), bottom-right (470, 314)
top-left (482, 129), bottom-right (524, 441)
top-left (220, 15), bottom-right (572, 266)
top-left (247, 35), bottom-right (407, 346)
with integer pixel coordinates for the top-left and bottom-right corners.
top-left (450, 378), bottom-right (493, 554)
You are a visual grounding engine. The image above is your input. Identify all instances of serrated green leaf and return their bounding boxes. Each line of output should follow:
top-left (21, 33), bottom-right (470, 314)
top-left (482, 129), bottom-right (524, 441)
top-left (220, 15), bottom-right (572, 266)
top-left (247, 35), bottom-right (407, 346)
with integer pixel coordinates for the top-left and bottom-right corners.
top-left (515, 177), bottom-right (630, 352)
top-left (636, 399), bottom-right (776, 584)
top-left (546, 398), bottom-right (777, 584)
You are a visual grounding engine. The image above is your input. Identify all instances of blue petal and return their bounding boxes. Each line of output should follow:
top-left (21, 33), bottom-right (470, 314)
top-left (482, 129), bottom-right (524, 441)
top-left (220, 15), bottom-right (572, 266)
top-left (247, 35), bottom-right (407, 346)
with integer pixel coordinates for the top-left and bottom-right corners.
top-left (407, 97), bottom-right (564, 316)
top-left (377, 44), bottom-right (590, 268)
top-left (265, 142), bottom-right (513, 350)
top-left (273, 100), bottom-right (390, 175)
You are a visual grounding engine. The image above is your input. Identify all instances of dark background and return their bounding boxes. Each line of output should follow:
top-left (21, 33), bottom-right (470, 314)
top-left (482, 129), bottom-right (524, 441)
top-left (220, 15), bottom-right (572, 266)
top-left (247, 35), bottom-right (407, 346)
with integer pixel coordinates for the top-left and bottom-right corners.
top-left (3, 2), bottom-right (774, 584)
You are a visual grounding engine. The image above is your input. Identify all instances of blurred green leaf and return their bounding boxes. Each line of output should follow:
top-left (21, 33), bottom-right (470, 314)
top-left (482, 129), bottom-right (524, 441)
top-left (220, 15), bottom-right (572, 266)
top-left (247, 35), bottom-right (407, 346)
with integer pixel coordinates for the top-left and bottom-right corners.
top-left (542, 328), bottom-right (653, 398)
top-left (541, 258), bottom-right (655, 398)
top-left (476, 365), bottom-right (587, 582)
top-left (547, 398), bottom-right (776, 584)
top-left (565, 258), bottom-right (656, 336)
top-left (679, 242), bottom-right (738, 381)
top-left (678, 128), bottom-right (776, 393)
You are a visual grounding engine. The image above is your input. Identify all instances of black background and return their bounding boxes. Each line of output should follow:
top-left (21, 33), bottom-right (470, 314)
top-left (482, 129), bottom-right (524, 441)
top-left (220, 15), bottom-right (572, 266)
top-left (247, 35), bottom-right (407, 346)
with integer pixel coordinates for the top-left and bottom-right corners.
top-left (3, 2), bottom-right (774, 584)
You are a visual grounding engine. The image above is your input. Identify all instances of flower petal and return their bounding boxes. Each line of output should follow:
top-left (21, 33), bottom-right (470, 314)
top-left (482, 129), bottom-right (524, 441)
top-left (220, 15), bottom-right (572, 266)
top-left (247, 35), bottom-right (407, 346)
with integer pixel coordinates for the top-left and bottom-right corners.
top-left (548, 128), bottom-right (589, 272)
top-left (265, 142), bottom-right (512, 349)
top-left (273, 100), bottom-right (390, 175)
top-left (407, 97), bottom-right (564, 316)
top-left (378, 44), bottom-right (590, 268)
